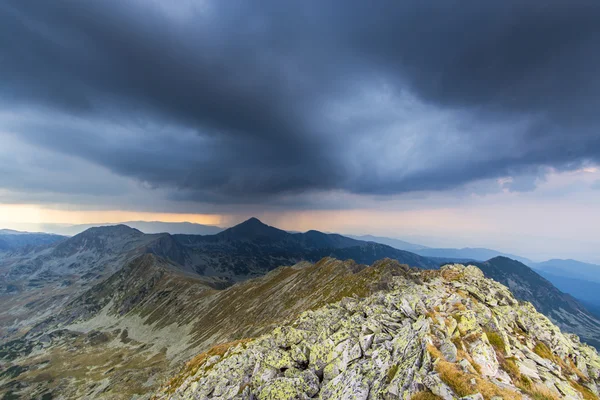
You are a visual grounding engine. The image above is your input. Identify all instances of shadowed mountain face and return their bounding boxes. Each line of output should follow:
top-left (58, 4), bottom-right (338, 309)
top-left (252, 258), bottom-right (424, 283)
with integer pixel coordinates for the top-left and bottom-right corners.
top-left (534, 271), bottom-right (600, 319)
top-left (214, 217), bottom-right (288, 242)
top-left (471, 257), bottom-right (600, 349)
top-left (174, 218), bottom-right (439, 278)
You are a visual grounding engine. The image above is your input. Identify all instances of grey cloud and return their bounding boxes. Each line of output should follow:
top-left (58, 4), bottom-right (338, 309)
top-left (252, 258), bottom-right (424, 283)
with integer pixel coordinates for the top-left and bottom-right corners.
top-left (1, 0), bottom-right (599, 207)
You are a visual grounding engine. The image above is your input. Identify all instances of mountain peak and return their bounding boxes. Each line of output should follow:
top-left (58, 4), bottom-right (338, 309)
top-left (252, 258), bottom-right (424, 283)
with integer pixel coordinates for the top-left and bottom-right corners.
top-left (80, 224), bottom-right (142, 236)
top-left (52, 224), bottom-right (144, 256)
top-left (216, 217), bottom-right (289, 242)
top-left (240, 216), bottom-right (264, 226)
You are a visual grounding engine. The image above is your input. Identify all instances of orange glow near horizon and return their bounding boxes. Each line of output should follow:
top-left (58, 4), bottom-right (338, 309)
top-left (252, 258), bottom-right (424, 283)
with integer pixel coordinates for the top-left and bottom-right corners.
top-left (0, 204), bottom-right (225, 226)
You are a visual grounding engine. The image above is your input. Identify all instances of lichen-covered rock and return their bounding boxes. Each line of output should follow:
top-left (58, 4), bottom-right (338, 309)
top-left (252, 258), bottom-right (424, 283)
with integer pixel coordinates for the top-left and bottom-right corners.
top-left (158, 264), bottom-right (600, 400)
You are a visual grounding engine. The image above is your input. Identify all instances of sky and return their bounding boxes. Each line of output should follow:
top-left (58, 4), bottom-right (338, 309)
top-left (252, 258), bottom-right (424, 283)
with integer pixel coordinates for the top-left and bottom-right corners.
top-left (1, 1), bottom-right (600, 262)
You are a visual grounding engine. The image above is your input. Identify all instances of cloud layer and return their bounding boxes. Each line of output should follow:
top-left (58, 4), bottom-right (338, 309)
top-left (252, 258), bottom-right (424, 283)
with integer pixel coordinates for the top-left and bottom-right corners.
top-left (1, 0), bottom-right (600, 207)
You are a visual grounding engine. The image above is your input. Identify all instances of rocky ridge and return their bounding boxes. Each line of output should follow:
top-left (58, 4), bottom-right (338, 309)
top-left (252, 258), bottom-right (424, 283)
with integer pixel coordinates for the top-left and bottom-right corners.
top-left (472, 257), bottom-right (600, 349)
top-left (0, 257), bottom-right (411, 399)
top-left (158, 264), bottom-right (600, 400)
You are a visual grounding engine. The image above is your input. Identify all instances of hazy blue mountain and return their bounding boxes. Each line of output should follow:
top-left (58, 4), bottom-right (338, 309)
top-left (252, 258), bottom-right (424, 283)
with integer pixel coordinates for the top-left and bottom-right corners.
top-left (534, 270), bottom-right (600, 317)
top-left (38, 221), bottom-right (225, 236)
top-left (345, 234), bottom-right (429, 252)
top-left (415, 247), bottom-right (532, 264)
top-left (532, 259), bottom-right (600, 283)
top-left (0, 230), bottom-right (66, 252)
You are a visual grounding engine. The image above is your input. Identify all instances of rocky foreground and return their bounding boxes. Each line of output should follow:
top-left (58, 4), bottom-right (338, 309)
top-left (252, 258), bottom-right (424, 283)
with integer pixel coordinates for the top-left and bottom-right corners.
top-left (157, 264), bottom-right (600, 400)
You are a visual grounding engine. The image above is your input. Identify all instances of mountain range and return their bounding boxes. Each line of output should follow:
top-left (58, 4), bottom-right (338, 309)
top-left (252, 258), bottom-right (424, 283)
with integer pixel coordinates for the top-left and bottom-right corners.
top-left (35, 221), bottom-right (226, 236)
top-left (1, 218), bottom-right (600, 399)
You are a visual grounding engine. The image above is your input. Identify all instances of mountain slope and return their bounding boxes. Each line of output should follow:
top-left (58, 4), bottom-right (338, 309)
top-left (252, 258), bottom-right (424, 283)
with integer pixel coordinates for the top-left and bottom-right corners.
top-left (534, 271), bottom-right (600, 319)
top-left (159, 263), bottom-right (600, 400)
top-left (471, 257), bottom-right (600, 349)
top-left (0, 225), bottom-right (188, 342)
top-left (0, 257), bottom-right (416, 399)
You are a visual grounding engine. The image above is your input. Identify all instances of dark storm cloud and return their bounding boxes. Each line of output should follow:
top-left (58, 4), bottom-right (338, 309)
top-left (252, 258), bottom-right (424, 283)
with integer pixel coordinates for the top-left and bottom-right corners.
top-left (1, 0), bottom-right (599, 205)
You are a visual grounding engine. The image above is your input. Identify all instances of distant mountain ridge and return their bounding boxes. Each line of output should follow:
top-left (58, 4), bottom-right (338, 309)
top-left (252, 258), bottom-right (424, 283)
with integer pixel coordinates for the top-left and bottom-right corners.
top-left (415, 247), bottom-right (532, 264)
top-left (0, 229), bottom-right (66, 252)
top-left (532, 258), bottom-right (600, 283)
top-left (173, 218), bottom-right (439, 278)
top-left (345, 234), bottom-right (428, 251)
top-left (349, 235), bottom-right (533, 264)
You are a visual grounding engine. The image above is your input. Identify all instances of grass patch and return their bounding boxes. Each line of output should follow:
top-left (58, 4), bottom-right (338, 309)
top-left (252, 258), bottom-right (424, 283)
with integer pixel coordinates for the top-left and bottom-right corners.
top-left (435, 360), bottom-right (476, 397)
top-left (463, 332), bottom-right (481, 345)
top-left (441, 268), bottom-right (464, 281)
top-left (484, 329), bottom-right (505, 353)
top-left (435, 360), bottom-right (522, 400)
top-left (426, 310), bottom-right (438, 320)
top-left (527, 384), bottom-right (560, 400)
top-left (568, 359), bottom-right (589, 382)
top-left (501, 357), bottom-right (520, 381)
top-left (500, 354), bottom-right (564, 400)
top-left (532, 342), bottom-right (590, 385)
top-left (387, 364), bottom-right (399, 383)
top-left (451, 337), bottom-right (463, 350)
top-left (569, 379), bottom-right (598, 400)
top-left (411, 391), bottom-right (443, 400)
top-left (427, 343), bottom-right (443, 360)
top-left (533, 342), bottom-right (554, 360)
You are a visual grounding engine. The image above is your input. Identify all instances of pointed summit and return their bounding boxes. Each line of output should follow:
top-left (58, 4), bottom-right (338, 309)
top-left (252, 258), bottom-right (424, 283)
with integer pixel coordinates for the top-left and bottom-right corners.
top-left (241, 217), bottom-right (263, 226)
top-left (216, 217), bottom-right (290, 242)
